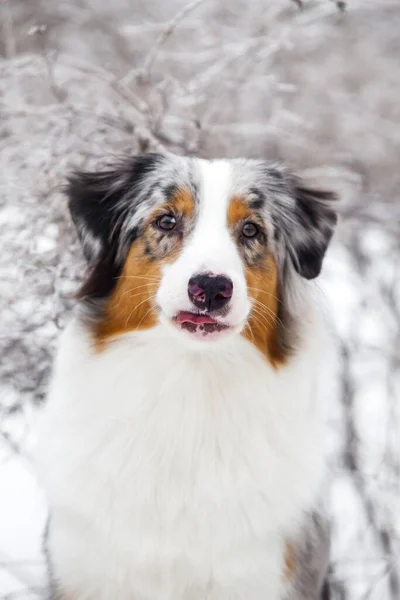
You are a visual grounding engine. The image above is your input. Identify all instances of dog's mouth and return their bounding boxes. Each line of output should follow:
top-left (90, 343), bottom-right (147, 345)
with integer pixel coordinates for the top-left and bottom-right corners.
top-left (174, 311), bottom-right (230, 338)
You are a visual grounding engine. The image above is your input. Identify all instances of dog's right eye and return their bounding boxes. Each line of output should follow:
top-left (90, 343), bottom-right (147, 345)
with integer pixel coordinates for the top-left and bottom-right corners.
top-left (156, 214), bottom-right (177, 231)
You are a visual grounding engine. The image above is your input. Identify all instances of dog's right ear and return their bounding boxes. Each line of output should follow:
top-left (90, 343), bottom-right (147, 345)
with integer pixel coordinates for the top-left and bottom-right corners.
top-left (66, 153), bottom-right (163, 265)
top-left (66, 153), bottom-right (163, 300)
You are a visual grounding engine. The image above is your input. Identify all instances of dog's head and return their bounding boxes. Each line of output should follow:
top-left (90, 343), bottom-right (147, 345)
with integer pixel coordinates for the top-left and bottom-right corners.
top-left (67, 153), bottom-right (337, 363)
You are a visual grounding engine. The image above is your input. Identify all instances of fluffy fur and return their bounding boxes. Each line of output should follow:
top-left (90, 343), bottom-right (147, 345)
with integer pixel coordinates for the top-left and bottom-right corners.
top-left (35, 153), bottom-right (337, 600)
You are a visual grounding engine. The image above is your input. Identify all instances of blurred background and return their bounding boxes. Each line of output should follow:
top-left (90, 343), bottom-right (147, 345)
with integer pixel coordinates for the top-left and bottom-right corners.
top-left (0, 0), bottom-right (399, 598)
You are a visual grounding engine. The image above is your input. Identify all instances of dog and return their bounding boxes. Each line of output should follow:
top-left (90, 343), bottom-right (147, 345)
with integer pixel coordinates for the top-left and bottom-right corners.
top-left (36, 152), bottom-right (337, 600)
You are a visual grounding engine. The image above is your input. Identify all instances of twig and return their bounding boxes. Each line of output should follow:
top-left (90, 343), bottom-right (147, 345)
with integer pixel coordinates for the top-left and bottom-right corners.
top-left (1, 0), bottom-right (16, 58)
top-left (331, 0), bottom-right (347, 11)
top-left (140, 0), bottom-right (206, 80)
top-left (338, 287), bottom-right (399, 598)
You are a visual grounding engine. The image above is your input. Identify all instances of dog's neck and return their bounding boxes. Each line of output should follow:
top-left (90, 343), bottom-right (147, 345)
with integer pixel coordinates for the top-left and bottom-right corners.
top-left (66, 305), bottom-right (325, 411)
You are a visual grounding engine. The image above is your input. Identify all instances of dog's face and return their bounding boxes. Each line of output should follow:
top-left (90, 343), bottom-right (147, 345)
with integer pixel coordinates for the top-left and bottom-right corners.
top-left (68, 153), bottom-right (336, 363)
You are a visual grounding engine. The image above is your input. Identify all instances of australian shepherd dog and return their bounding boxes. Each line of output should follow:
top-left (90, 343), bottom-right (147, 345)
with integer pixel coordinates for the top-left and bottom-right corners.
top-left (36, 153), bottom-right (337, 600)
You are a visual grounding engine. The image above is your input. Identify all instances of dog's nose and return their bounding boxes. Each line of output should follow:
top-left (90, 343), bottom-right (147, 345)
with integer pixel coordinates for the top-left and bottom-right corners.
top-left (188, 273), bottom-right (233, 312)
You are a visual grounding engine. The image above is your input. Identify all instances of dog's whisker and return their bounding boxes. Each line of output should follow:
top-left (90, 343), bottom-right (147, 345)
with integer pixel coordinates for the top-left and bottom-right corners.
top-left (244, 321), bottom-right (256, 344)
top-left (247, 286), bottom-right (282, 304)
top-left (254, 306), bottom-right (285, 331)
top-left (249, 308), bottom-right (275, 330)
top-left (249, 312), bottom-right (277, 335)
top-left (251, 300), bottom-right (277, 322)
top-left (253, 306), bottom-right (274, 322)
top-left (124, 295), bottom-right (157, 327)
top-left (251, 298), bottom-right (285, 330)
top-left (249, 301), bottom-right (285, 331)
top-left (136, 304), bottom-right (156, 330)
top-left (119, 283), bottom-right (159, 299)
top-left (116, 275), bottom-right (161, 282)
top-left (120, 289), bottom-right (159, 301)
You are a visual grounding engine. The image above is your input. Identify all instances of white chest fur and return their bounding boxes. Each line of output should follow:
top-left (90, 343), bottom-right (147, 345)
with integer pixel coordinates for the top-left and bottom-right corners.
top-left (36, 313), bottom-right (329, 600)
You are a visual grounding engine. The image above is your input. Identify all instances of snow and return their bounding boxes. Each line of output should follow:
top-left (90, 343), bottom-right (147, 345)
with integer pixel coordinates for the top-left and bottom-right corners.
top-left (0, 0), bottom-right (399, 598)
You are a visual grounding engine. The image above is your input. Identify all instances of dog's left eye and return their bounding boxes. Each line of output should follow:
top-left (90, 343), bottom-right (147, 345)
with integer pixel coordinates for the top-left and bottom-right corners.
top-left (157, 214), bottom-right (177, 231)
top-left (242, 222), bottom-right (259, 238)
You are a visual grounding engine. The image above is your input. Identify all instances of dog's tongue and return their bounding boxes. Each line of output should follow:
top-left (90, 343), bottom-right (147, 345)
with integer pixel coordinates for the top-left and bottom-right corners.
top-left (177, 311), bottom-right (217, 325)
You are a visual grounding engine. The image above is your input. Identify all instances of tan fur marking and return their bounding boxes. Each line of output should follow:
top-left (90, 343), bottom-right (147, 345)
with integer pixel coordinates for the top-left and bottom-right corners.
top-left (94, 241), bottom-right (160, 348)
top-left (94, 188), bottom-right (194, 349)
top-left (170, 187), bottom-right (195, 218)
top-left (283, 541), bottom-right (297, 582)
top-left (227, 195), bottom-right (251, 227)
top-left (227, 196), bottom-right (286, 366)
top-left (242, 255), bottom-right (287, 367)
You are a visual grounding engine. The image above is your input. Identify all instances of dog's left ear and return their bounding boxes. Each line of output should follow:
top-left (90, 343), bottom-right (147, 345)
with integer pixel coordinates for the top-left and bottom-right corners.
top-left (277, 180), bottom-right (338, 280)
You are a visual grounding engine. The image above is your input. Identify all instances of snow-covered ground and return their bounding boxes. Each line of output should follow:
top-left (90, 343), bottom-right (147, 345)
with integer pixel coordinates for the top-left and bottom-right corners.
top-left (0, 0), bottom-right (399, 598)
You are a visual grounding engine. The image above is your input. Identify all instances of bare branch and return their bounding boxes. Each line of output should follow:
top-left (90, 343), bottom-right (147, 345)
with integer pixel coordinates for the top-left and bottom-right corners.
top-left (1, 0), bottom-right (16, 57)
top-left (140, 0), bottom-right (206, 80)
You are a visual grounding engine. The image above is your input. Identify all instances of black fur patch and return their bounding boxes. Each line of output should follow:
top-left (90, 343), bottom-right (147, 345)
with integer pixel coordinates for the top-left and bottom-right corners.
top-left (163, 183), bottom-right (178, 201)
top-left (66, 154), bottom-right (163, 301)
top-left (292, 184), bottom-right (337, 279)
top-left (249, 188), bottom-right (266, 210)
top-left (273, 178), bottom-right (337, 280)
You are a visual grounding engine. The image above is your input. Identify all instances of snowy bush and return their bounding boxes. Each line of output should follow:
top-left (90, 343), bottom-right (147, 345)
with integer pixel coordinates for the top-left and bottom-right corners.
top-left (0, 0), bottom-right (399, 597)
